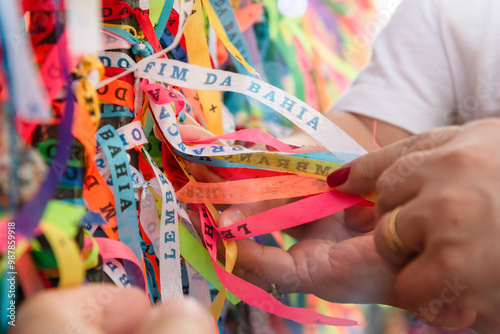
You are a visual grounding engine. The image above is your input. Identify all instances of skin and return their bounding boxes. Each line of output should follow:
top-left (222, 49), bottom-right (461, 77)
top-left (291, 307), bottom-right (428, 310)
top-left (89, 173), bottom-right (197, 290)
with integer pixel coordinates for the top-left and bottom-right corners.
top-left (338, 118), bottom-right (500, 333)
top-left (12, 284), bottom-right (215, 334)
top-left (173, 111), bottom-right (500, 332)
top-left (176, 112), bottom-right (411, 306)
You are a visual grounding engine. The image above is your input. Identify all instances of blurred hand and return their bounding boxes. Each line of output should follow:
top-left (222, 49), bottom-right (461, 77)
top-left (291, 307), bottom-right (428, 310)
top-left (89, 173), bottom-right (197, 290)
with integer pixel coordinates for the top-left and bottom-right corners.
top-left (13, 284), bottom-right (215, 334)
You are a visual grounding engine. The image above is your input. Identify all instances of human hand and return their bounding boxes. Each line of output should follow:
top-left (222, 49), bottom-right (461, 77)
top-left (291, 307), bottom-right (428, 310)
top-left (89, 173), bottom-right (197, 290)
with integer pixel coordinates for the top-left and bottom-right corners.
top-left (12, 284), bottom-right (214, 334)
top-left (160, 115), bottom-right (401, 307)
top-left (217, 204), bottom-right (399, 306)
top-left (331, 118), bottom-right (500, 331)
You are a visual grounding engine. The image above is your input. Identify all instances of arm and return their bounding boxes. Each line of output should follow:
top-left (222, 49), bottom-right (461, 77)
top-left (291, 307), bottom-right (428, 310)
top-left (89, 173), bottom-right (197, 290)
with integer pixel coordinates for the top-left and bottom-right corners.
top-left (282, 111), bottom-right (412, 150)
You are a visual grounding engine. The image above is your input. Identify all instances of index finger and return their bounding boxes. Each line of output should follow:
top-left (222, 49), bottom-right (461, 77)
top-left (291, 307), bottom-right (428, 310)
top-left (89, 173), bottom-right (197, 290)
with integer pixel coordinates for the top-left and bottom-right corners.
top-left (332, 126), bottom-right (458, 194)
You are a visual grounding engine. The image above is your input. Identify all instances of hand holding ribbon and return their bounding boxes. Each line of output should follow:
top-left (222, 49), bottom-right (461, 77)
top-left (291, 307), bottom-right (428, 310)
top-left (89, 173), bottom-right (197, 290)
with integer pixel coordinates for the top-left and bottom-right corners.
top-left (331, 118), bottom-right (500, 331)
top-left (163, 117), bottom-right (398, 307)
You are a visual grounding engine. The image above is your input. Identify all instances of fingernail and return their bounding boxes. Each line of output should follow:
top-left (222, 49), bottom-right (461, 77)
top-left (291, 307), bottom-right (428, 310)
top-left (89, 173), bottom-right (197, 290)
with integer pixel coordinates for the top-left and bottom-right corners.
top-left (219, 208), bottom-right (243, 228)
top-left (219, 216), bottom-right (235, 228)
top-left (327, 165), bottom-right (351, 187)
top-left (265, 145), bottom-right (277, 152)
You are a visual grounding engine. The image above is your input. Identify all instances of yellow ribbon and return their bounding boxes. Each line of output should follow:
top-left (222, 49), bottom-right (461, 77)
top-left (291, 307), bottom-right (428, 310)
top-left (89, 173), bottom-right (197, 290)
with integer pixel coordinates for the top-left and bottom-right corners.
top-left (101, 23), bottom-right (139, 37)
top-left (74, 55), bottom-right (105, 130)
top-left (184, 0), bottom-right (224, 135)
top-left (203, 0), bottom-right (258, 75)
top-left (39, 223), bottom-right (85, 287)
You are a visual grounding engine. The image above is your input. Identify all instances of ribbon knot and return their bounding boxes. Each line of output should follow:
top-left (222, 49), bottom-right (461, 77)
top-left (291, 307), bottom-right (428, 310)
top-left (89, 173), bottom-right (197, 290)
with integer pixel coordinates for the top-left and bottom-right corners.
top-left (132, 39), bottom-right (154, 57)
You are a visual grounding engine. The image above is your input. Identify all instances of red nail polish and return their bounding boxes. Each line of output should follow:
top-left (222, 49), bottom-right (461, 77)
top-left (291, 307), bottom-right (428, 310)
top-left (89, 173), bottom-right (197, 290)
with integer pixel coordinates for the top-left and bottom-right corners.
top-left (327, 166), bottom-right (351, 187)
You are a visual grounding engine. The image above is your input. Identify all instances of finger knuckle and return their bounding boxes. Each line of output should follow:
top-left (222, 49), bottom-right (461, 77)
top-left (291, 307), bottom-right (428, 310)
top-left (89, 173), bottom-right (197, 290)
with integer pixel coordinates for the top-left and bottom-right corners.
top-left (434, 247), bottom-right (464, 276)
top-left (432, 189), bottom-right (465, 215)
top-left (439, 147), bottom-right (477, 169)
top-left (405, 151), bottom-right (428, 168)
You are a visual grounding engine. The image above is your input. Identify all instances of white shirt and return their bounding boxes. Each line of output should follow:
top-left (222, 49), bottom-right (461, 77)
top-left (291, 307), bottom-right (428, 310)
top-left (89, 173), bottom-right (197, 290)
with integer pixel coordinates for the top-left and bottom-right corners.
top-left (333, 0), bottom-right (500, 134)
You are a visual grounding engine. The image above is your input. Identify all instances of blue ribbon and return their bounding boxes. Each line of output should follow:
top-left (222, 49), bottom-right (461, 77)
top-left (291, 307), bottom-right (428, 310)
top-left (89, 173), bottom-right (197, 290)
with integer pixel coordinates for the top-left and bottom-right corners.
top-left (176, 150), bottom-right (348, 171)
top-left (96, 125), bottom-right (144, 288)
top-left (208, 0), bottom-right (254, 74)
top-left (101, 104), bottom-right (134, 118)
top-left (13, 80), bottom-right (75, 238)
top-left (160, 29), bottom-right (188, 62)
top-left (154, 0), bottom-right (175, 41)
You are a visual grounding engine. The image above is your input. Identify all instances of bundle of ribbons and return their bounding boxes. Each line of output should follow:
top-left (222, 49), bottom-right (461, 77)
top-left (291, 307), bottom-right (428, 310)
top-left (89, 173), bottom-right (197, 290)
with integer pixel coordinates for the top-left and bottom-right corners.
top-left (0, 0), bottom-right (413, 332)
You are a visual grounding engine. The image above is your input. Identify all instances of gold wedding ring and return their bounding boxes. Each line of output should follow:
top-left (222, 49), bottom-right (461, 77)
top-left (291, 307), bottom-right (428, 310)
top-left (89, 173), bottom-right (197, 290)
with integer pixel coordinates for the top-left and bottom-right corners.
top-left (270, 283), bottom-right (284, 299)
top-left (382, 206), bottom-right (413, 257)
